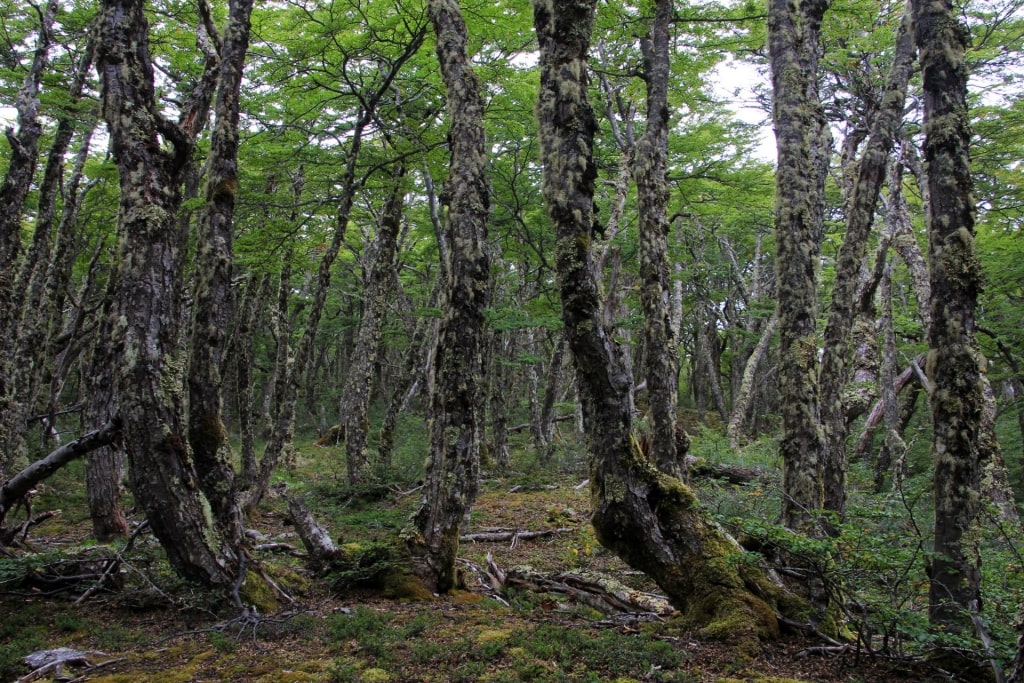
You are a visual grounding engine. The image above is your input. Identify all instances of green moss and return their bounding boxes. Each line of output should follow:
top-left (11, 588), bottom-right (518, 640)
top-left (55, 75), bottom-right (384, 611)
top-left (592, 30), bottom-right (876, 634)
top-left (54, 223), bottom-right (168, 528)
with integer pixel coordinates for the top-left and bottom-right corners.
top-left (359, 667), bottom-right (392, 682)
top-left (240, 570), bottom-right (281, 613)
top-left (381, 572), bottom-right (433, 601)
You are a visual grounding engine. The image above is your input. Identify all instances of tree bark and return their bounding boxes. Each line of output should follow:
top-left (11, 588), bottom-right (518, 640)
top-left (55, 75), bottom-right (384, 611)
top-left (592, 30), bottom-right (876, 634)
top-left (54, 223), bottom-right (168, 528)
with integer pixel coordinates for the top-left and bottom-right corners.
top-left (768, 0), bottom-right (831, 531)
top-left (911, 0), bottom-right (984, 629)
top-left (819, 7), bottom-right (915, 519)
top-left (633, 0), bottom-right (679, 478)
top-left (341, 171), bottom-right (405, 483)
top-left (533, 0), bottom-right (791, 647)
top-left (0, 0), bottom-right (59, 476)
top-left (187, 0), bottom-right (254, 552)
top-left (0, 419), bottom-right (122, 532)
top-left (96, 0), bottom-right (240, 586)
top-left (727, 314), bottom-right (778, 449)
top-left (408, 0), bottom-right (491, 593)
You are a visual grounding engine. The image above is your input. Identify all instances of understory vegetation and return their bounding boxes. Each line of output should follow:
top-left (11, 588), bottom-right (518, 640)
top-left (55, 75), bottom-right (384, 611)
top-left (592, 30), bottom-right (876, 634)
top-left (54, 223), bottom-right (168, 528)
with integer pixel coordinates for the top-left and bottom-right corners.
top-left (2, 416), bottom-right (1019, 681)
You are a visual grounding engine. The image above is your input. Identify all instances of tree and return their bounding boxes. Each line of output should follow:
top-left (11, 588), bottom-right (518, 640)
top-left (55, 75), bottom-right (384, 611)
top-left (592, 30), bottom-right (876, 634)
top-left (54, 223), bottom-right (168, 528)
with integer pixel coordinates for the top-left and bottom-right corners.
top-left (767, 0), bottom-right (831, 531)
top-left (633, 0), bottom-right (680, 478)
top-left (818, 3), bottom-right (915, 518)
top-left (187, 0), bottom-right (255, 557)
top-left (912, 0), bottom-right (985, 629)
top-left (95, 0), bottom-right (241, 586)
top-left (533, 0), bottom-right (794, 647)
top-left (407, 0), bottom-right (492, 593)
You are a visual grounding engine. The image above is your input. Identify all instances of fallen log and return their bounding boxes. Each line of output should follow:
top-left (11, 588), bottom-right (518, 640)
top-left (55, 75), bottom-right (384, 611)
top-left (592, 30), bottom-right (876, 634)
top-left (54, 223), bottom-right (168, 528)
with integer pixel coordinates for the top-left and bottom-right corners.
top-left (484, 553), bottom-right (674, 616)
top-left (460, 528), bottom-right (573, 546)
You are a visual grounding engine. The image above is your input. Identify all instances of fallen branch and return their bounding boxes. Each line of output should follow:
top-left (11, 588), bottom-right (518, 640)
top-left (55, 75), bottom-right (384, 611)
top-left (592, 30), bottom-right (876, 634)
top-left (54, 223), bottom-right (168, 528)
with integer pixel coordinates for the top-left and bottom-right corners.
top-left (685, 457), bottom-right (766, 486)
top-left (0, 418), bottom-right (122, 531)
top-left (253, 542), bottom-right (307, 558)
top-left (461, 528), bottom-right (573, 544)
top-left (484, 553), bottom-right (673, 616)
top-left (17, 649), bottom-right (110, 683)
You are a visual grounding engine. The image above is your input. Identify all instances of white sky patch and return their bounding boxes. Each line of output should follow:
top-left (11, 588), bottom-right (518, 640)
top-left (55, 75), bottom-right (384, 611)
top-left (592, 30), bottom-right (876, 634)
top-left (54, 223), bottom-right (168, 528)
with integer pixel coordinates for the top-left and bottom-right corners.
top-left (710, 57), bottom-right (776, 163)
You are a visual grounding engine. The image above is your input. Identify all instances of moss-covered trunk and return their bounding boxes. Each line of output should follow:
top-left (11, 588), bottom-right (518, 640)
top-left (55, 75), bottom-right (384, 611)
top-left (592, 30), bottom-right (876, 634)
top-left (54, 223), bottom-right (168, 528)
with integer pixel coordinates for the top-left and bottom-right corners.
top-left (767, 0), bottom-right (831, 531)
top-left (819, 8), bottom-right (915, 519)
top-left (187, 0), bottom-right (254, 551)
top-left (96, 0), bottom-right (240, 587)
top-left (533, 0), bottom-right (794, 647)
top-left (408, 0), bottom-right (491, 593)
top-left (911, 0), bottom-right (984, 629)
top-left (633, 0), bottom-right (680, 478)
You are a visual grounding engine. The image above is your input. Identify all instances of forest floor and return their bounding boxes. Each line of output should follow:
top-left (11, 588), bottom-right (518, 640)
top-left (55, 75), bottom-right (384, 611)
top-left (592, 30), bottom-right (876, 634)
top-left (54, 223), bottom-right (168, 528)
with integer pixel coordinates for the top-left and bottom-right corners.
top-left (0, 453), bottom-right (949, 682)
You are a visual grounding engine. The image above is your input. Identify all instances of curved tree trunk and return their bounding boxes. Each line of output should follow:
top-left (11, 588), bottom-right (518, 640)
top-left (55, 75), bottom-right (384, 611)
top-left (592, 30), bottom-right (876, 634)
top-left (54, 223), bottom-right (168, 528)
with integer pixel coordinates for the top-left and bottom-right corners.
top-left (96, 0), bottom-right (240, 587)
top-left (768, 0), bottom-right (831, 531)
top-left (187, 0), bottom-right (254, 551)
top-left (727, 314), bottom-right (778, 449)
top-left (912, 0), bottom-right (984, 630)
top-left (0, 0), bottom-right (59, 476)
top-left (408, 0), bottom-right (491, 593)
top-left (533, 0), bottom-right (792, 647)
top-left (820, 8), bottom-right (915, 519)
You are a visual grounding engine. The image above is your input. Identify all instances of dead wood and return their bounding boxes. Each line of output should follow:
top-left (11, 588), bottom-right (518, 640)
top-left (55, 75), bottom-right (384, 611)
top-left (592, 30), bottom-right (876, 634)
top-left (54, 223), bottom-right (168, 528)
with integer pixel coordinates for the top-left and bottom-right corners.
top-left (460, 528), bottom-right (573, 546)
top-left (281, 490), bottom-right (343, 570)
top-left (685, 457), bottom-right (767, 486)
top-left (484, 553), bottom-right (674, 616)
top-left (0, 418), bottom-right (121, 532)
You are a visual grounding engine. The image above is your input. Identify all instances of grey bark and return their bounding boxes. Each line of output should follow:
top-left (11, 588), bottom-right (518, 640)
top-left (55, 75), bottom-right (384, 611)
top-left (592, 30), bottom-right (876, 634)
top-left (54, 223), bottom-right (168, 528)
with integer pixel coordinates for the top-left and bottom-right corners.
top-left (96, 0), bottom-right (240, 586)
top-left (0, 0), bottom-right (60, 476)
top-left (408, 0), bottom-right (491, 593)
top-left (634, 0), bottom-right (679, 478)
top-left (187, 0), bottom-right (254, 551)
top-left (340, 170), bottom-right (405, 483)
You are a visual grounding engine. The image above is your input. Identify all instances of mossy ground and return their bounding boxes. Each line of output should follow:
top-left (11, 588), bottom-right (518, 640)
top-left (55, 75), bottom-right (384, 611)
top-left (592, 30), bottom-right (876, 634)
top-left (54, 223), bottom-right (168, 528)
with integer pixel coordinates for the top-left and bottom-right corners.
top-left (0, 448), bottom-right (940, 681)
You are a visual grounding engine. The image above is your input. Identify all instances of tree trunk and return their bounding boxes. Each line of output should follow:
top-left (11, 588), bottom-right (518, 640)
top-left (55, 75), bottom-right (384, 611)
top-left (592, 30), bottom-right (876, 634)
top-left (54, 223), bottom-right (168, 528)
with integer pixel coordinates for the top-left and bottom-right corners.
top-left (634, 0), bottom-right (679, 478)
top-left (0, 0), bottom-right (59, 476)
top-left (85, 273), bottom-right (129, 543)
top-left (533, 0), bottom-right (792, 648)
top-left (341, 172), bottom-right (405, 483)
top-left (489, 331), bottom-right (514, 470)
top-left (187, 0), bottom-right (254, 551)
top-left (820, 8), bottom-right (915, 519)
top-left (539, 334), bottom-right (566, 463)
top-left (727, 314), bottom-right (778, 449)
top-left (235, 274), bottom-right (270, 489)
top-left (96, 0), bottom-right (240, 587)
top-left (912, 0), bottom-right (984, 629)
top-left (245, 33), bottom-right (423, 509)
top-left (378, 279), bottom-right (442, 471)
top-left (408, 0), bottom-right (491, 593)
top-left (768, 0), bottom-right (831, 531)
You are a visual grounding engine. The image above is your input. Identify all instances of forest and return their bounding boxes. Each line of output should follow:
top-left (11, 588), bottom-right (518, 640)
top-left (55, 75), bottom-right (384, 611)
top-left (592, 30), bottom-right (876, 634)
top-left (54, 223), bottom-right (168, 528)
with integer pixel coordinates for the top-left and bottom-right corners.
top-left (1, 0), bottom-right (1024, 679)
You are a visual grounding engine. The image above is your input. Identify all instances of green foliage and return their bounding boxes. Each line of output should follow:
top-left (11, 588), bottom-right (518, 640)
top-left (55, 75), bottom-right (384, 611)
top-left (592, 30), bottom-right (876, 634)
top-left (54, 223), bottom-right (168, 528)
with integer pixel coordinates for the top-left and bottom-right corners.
top-left (0, 601), bottom-right (49, 680)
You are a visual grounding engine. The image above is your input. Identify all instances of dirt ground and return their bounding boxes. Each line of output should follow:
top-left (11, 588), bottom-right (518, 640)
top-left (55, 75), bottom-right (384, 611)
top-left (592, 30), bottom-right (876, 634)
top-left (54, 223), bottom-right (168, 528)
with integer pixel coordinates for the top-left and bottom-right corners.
top-left (0, 474), bottom-right (951, 682)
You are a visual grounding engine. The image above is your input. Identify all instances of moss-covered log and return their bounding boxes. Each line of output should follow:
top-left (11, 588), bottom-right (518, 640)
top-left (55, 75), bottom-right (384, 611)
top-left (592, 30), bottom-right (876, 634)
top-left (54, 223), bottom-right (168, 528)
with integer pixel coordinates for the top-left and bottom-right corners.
top-left (533, 0), bottom-right (800, 650)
